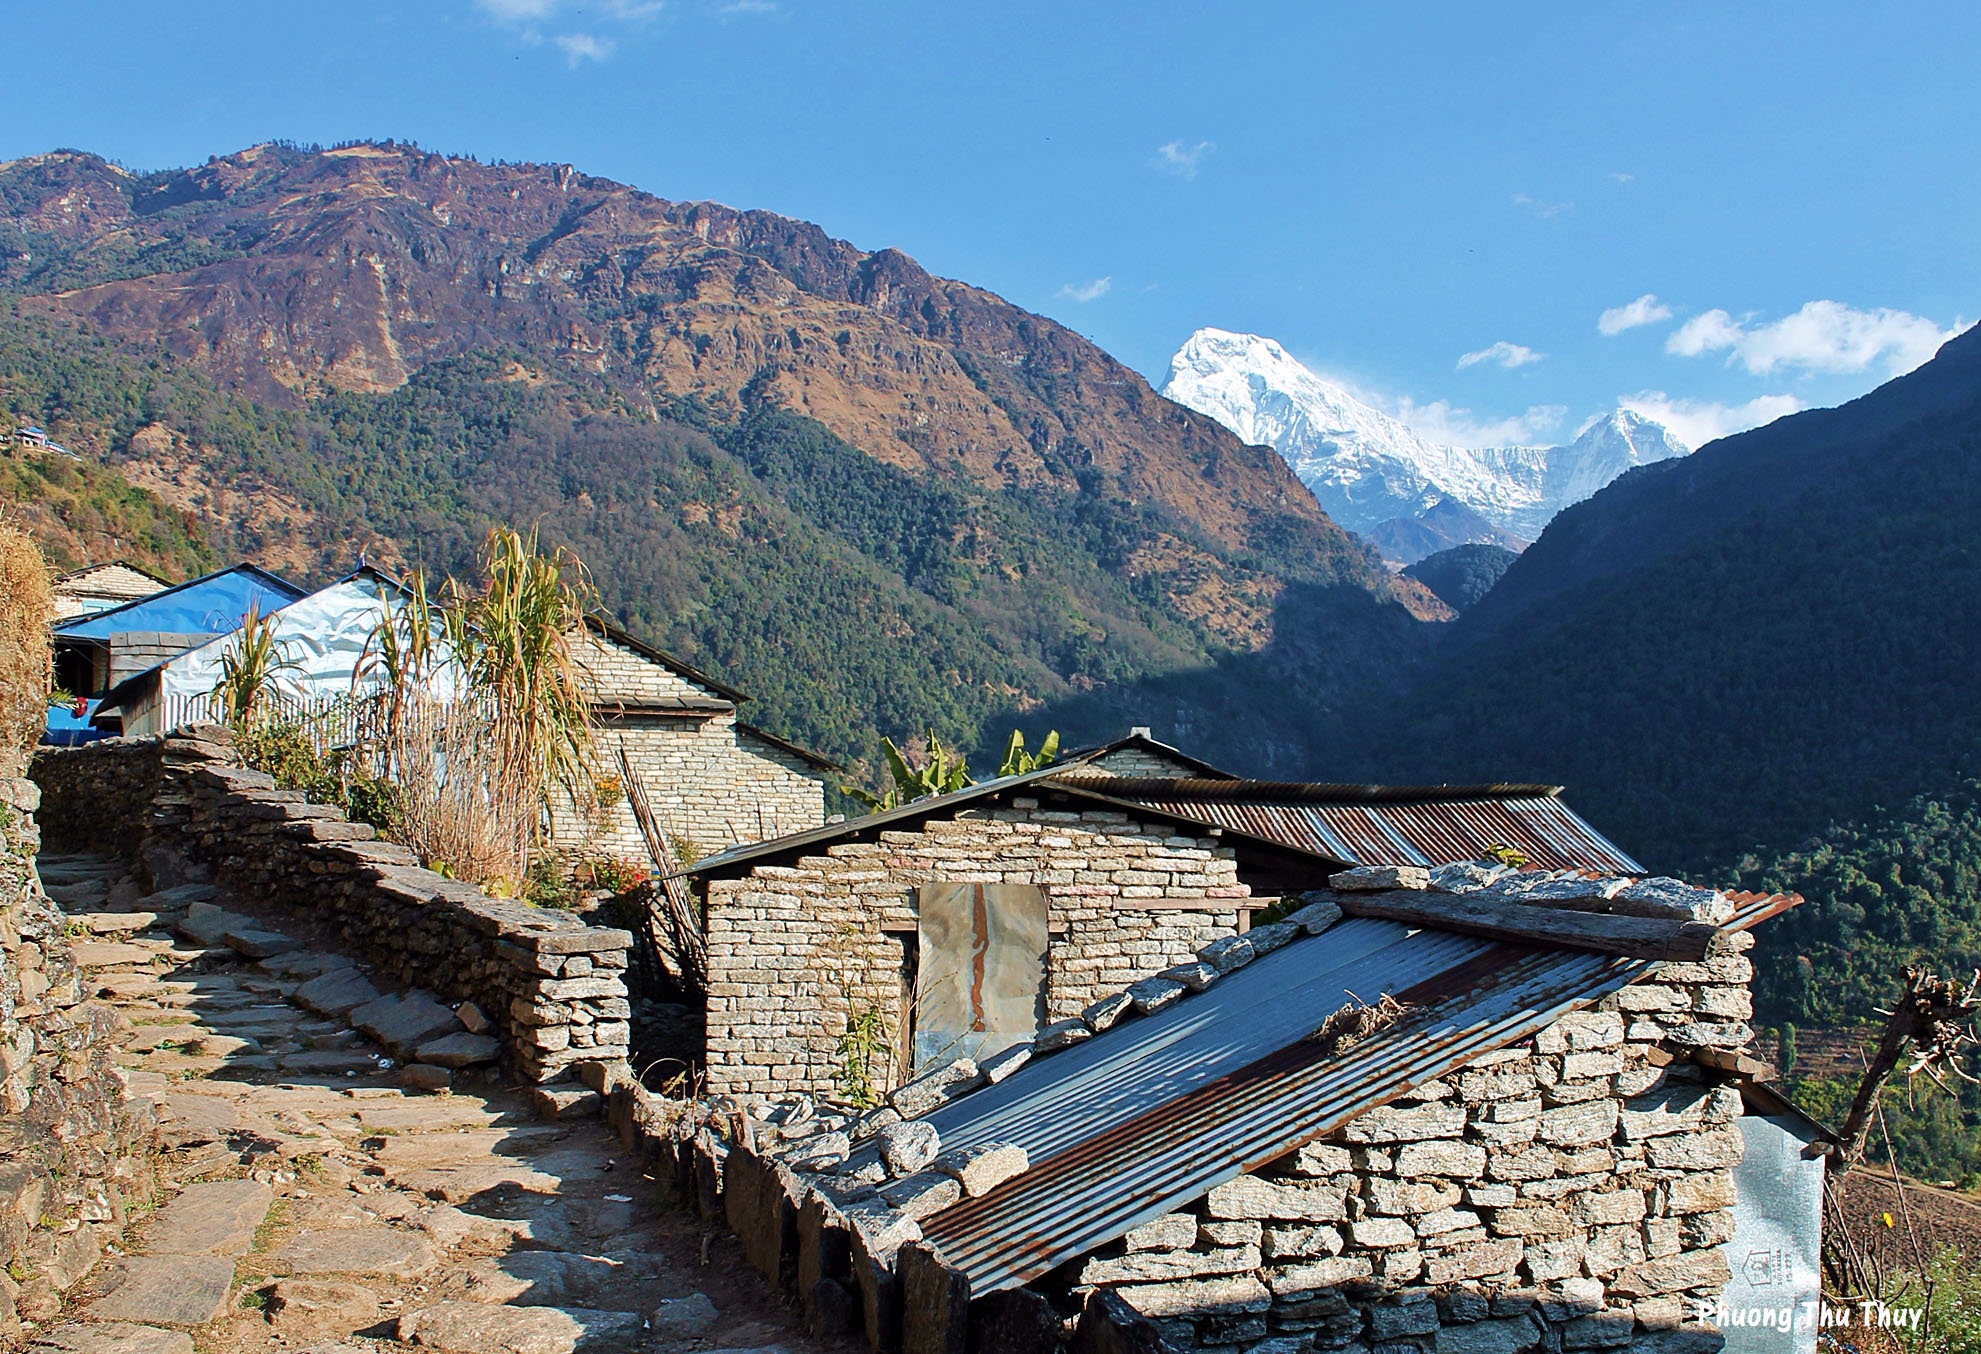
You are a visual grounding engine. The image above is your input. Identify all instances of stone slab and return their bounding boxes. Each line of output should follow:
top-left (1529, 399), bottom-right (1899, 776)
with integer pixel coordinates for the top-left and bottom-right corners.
top-left (69, 941), bottom-right (158, 968)
top-left (89, 1254), bottom-right (237, 1325)
top-left (400, 1301), bottom-right (647, 1354)
top-left (222, 927), bottom-right (299, 959)
top-left (294, 969), bottom-right (382, 1019)
top-left (352, 993), bottom-right (462, 1053)
top-left (414, 1032), bottom-right (502, 1068)
top-left (273, 1225), bottom-right (439, 1278)
top-left (145, 1179), bottom-right (274, 1256)
top-left (29, 1323), bottom-right (194, 1354)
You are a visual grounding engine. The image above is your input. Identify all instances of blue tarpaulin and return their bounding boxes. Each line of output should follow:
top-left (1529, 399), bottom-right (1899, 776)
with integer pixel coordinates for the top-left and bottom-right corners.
top-left (43, 698), bottom-right (110, 746)
top-left (53, 565), bottom-right (304, 641)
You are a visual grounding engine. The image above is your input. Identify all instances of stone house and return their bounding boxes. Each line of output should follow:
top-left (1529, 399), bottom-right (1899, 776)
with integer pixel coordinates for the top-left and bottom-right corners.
top-left (562, 619), bottom-right (836, 859)
top-left (686, 734), bottom-right (1638, 1100)
top-left (50, 560), bottom-right (171, 622)
top-left (717, 865), bottom-right (1819, 1354)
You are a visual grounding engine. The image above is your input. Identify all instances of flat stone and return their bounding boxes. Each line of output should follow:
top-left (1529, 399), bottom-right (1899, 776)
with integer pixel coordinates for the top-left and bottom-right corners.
top-left (259, 950), bottom-right (354, 978)
top-left (222, 927), bottom-right (299, 959)
top-left (932, 1142), bottom-right (1028, 1197)
top-left (1081, 991), bottom-right (1135, 1032)
top-left (352, 993), bottom-right (462, 1053)
top-left (1329, 865), bottom-right (1430, 891)
top-left (877, 1119), bottom-right (941, 1177)
top-left (887, 1058), bottom-right (981, 1118)
top-left (399, 1064), bottom-right (454, 1094)
top-left (400, 1301), bottom-right (647, 1354)
top-left (1034, 1018), bottom-right (1092, 1051)
top-left (1158, 961), bottom-right (1219, 991)
top-left (979, 1042), bottom-right (1032, 1083)
top-left (177, 901), bottom-right (254, 946)
top-left (456, 1001), bottom-right (492, 1033)
top-left (68, 941), bottom-right (157, 968)
top-left (358, 1101), bottom-right (496, 1132)
top-left (264, 1278), bottom-right (382, 1329)
top-left (529, 1084), bottom-right (602, 1119)
top-left (274, 1225), bottom-right (439, 1277)
top-left (74, 912), bottom-right (160, 934)
top-left (1285, 899), bottom-right (1344, 932)
top-left (90, 1254), bottom-right (237, 1324)
top-left (650, 1292), bottom-right (720, 1336)
top-left (29, 1323), bottom-right (194, 1354)
top-left (877, 1170), bottom-right (962, 1219)
top-left (1197, 934), bottom-right (1256, 973)
top-left (294, 969), bottom-right (382, 1019)
top-left (1128, 976), bottom-right (1187, 1014)
top-left (145, 1179), bottom-right (274, 1256)
top-left (280, 1050), bottom-right (385, 1076)
top-left (414, 1032), bottom-right (502, 1068)
top-left (485, 1250), bottom-right (631, 1305)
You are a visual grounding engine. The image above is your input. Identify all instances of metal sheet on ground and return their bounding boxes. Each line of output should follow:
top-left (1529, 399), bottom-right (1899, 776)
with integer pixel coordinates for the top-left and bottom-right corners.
top-left (1718, 1115), bottom-right (1824, 1353)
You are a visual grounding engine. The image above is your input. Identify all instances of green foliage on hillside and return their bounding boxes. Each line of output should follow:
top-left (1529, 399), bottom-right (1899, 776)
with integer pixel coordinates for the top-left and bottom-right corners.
top-left (0, 452), bottom-right (216, 578)
top-left (1402, 543), bottom-right (1517, 612)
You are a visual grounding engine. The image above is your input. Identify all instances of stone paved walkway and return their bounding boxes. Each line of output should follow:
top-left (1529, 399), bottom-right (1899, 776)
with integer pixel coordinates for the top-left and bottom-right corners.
top-left (28, 854), bottom-right (833, 1354)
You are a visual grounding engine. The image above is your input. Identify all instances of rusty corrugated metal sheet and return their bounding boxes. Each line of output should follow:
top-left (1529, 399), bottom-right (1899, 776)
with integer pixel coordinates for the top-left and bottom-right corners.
top-left (912, 891), bottom-right (1786, 1294)
top-left (1113, 792), bottom-right (1643, 874)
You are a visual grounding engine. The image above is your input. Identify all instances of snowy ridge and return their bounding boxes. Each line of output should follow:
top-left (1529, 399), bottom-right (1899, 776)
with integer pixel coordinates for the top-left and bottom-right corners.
top-left (1160, 328), bottom-right (1690, 557)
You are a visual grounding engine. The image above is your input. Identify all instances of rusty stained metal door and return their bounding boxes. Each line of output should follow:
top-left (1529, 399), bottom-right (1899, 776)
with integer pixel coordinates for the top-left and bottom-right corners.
top-left (913, 883), bottom-right (1048, 1070)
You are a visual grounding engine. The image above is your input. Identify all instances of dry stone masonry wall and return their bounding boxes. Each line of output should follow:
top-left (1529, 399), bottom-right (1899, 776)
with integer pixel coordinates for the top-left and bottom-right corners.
top-left (0, 778), bottom-right (161, 1338)
top-left (703, 800), bottom-right (1252, 1099)
top-left (29, 729), bottom-right (634, 1086)
top-left (581, 716), bottom-right (827, 859)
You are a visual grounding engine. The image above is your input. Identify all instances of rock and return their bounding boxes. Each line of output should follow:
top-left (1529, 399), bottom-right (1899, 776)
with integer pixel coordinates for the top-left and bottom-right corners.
top-left (258, 951), bottom-right (351, 979)
top-left (529, 1084), bottom-right (603, 1120)
top-left (263, 1278), bottom-right (382, 1330)
top-left (877, 1171), bottom-right (963, 1220)
top-left (1197, 934), bottom-right (1256, 973)
top-left (487, 1251), bottom-right (629, 1305)
top-left (294, 968), bottom-right (382, 1019)
top-left (67, 941), bottom-right (156, 968)
top-left (400, 1301), bottom-right (648, 1354)
top-left (352, 992), bottom-right (462, 1053)
top-left (1127, 976), bottom-right (1187, 1014)
top-left (28, 1323), bottom-right (194, 1354)
top-left (176, 901), bottom-right (253, 946)
top-left (649, 1292), bottom-right (720, 1336)
top-left (979, 1042), bottom-right (1032, 1083)
top-left (1242, 921), bottom-right (1300, 955)
top-left (414, 1032), bottom-right (501, 1068)
top-left (931, 1142), bottom-right (1028, 1197)
top-left (786, 1131), bottom-right (851, 1170)
top-left (398, 1064), bottom-right (453, 1094)
top-left (456, 1001), bottom-right (491, 1033)
top-left (1034, 1019), bottom-right (1092, 1052)
top-left (877, 1120), bottom-right (941, 1177)
top-left (1285, 898), bottom-right (1344, 933)
top-left (1329, 865), bottom-right (1430, 891)
top-left (887, 1059), bottom-right (981, 1118)
top-left (74, 912), bottom-right (158, 934)
top-left (222, 927), bottom-right (299, 959)
top-left (852, 1106), bottom-right (902, 1139)
top-left (1081, 991), bottom-right (1135, 1032)
top-left (144, 1178), bottom-right (274, 1256)
top-left (1158, 961), bottom-right (1219, 991)
top-left (273, 1225), bottom-right (439, 1278)
top-left (1428, 862), bottom-right (1514, 894)
top-left (90, 1254), bottom-right (237, 1325)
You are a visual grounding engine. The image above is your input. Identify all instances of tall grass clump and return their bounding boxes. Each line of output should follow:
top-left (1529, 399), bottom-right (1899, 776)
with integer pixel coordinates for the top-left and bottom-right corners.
top-left (0, 516), bottom-right (54, 774)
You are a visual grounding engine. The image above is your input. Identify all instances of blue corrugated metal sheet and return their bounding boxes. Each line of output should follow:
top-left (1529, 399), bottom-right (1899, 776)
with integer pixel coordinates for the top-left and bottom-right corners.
top-left (912, 892), bottom-right (1785, 1294)
top-left (53, 564), bottom-right (304, 641)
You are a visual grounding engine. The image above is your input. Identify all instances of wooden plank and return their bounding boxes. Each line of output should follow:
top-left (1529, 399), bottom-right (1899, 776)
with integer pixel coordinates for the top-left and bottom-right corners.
top-left (1333, 889), bottom-right (1721, 961)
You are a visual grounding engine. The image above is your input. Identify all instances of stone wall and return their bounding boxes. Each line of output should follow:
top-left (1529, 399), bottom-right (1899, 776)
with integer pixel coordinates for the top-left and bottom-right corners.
top-left (30, 729), bottom-right (635, 1086)
top-left (28, 736), bottom-right (166, 860)
top-left (578, 715), bottom-right (828, 859)
top-left (1072, 943), bottom-right (1758, 1353)
top-left (0, 778), bottom-right (161, 1337)
top-left (703, 799), bottom-right (1252, 1100)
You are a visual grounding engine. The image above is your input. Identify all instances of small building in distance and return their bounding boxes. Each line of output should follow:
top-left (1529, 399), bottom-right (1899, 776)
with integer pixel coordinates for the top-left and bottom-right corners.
top-left (565, 619), bottom-right (836, 860)
top-left (50, 561), bottom-right (173, 622)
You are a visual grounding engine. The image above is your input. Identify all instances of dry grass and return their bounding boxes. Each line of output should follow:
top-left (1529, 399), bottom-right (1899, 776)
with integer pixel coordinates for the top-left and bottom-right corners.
top-left (1311, 992), bottom-right (1418, 1059)
top-left (385, 694), bottom-right (526, 890)
top-left (0, 516), bottom-right (53, 776)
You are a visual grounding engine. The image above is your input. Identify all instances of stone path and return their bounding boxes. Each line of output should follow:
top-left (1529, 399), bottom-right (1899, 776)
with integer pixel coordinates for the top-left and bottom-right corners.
top-left (27, 853), bottom-right (835, 1354)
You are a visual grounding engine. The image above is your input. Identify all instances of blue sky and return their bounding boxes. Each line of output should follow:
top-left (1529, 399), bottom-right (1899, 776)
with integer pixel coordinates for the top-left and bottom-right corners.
top-left (6, 2), bottom-right (1976, 449)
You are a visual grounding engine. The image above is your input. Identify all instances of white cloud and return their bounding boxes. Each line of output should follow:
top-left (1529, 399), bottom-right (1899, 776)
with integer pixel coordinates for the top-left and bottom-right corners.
top-left (1667, 300), bottom-right (1959, 377)
top-left (553, 31), bottom-right (614, 62)
top-left (1456, 341), bottom-right (1543, 371)
top-left (1597, 293), bottom-right (1674, 337)
top-left (1512, 192), bottom-right (1571, 219)
top-left (1396, 399), bottom-right (1567, 449)
top-left (1057, 277), bottom-right (1112, 303)
top-left (1155, 140), bottom-right (1214, 180)
top-left (1617, 390), bottom-right (1802, 449)
top-left (1609, 171), bottom-right (1635, 184)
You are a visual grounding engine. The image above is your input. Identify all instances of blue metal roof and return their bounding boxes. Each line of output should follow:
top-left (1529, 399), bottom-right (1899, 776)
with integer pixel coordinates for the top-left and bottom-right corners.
top-left (52, 564), bottom-right (305, 641)
top-left (910, 890), bottom-right (1791, 1294)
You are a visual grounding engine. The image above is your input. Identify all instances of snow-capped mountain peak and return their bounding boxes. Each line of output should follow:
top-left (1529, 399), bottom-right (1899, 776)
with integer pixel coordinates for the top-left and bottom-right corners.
top-left (1160, 327), bottom-right (1691, 560)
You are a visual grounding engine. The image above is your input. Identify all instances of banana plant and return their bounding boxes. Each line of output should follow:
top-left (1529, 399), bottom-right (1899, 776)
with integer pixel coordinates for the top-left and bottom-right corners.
top-left (998, 729), bottom-right (1060, 777)
top-left (846, 732), bottom-right (975, 811)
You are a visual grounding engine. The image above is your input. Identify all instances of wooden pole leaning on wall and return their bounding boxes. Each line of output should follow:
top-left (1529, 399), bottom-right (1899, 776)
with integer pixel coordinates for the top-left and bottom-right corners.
top-left (616, 739), bottom-right (709, 994)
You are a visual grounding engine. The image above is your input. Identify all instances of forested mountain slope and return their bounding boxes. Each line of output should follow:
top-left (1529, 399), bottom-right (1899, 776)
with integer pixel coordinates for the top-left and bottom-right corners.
top-left (0, 143), bottom-right (1444, 774)
top-left (1332, 325), bottom-right (1981, 874)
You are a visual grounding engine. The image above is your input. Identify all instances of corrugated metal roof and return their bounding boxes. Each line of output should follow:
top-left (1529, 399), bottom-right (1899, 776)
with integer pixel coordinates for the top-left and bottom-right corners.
top-left (911, 891), bottom-right (1786, 1294)
top-left (1094, 781), bottom-right (1643, 874)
